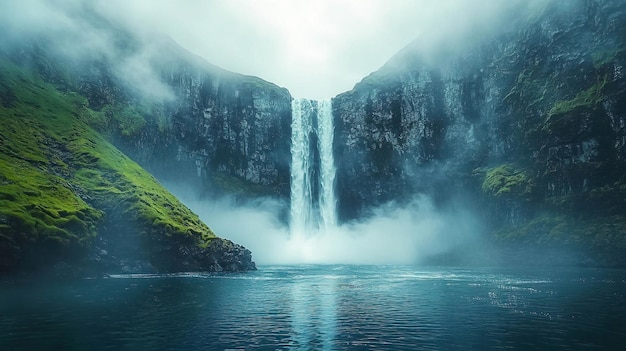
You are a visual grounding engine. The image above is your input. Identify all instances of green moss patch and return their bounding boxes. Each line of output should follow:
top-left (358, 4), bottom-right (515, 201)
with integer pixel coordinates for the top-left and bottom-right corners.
top-left (0, 155), bottom-right (102, 246)
top-left (547, 75), bottom-right (607, 118)
top-left (495, 213), bottom-right (626, 264)
top-left (592, 47), bottom-right (624, 69)
top-left (481, 164), bottom-right (535, 199)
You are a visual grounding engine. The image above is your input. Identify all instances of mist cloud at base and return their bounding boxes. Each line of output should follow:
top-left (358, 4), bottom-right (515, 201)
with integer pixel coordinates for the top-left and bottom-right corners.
top-left (168, 185), bottom-right (483, 266)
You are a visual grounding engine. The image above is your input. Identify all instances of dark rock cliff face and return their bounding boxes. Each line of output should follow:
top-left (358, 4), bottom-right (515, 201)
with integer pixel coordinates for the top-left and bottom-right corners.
top-left (332, 0), bottom-right (626, 264)
top-left (72, 42), bottom-right (293, 199)
top-left (333, 0), bottom-right (626, 222)
top-left (166, 70), bottom-right (292, 196)
top-left (125, 55), bottom-right (292, 198)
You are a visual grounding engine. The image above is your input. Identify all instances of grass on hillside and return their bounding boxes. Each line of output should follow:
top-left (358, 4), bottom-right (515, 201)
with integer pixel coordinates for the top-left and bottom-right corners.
top-left (0, 57), bottom-right (216, 264)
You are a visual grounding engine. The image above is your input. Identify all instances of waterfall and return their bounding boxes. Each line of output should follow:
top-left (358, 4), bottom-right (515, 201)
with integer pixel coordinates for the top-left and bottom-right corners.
top-left (290, 98), bottom-right (337, 235)
top-left (317, 99), bottom-right (337, 229)
top-left (290, 99), bottom-right (315, 235)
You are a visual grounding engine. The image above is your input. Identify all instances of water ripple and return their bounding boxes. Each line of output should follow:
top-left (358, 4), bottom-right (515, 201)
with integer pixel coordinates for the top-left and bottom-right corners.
top-left (1, 265), bottom-right (626, 350)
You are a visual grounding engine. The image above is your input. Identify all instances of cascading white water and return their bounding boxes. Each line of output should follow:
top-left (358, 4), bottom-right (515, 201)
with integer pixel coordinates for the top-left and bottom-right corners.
top-left (290, 98), bottom-right (337, 235)
top-left (316, 99), bottom-right (337, 230)
top-left (290, 99), bottom-right (315, 236)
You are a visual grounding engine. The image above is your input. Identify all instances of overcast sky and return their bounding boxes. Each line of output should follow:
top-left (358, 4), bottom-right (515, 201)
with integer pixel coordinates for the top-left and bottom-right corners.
top-left (93, 0), bottom-right (536, 100)
top-left (1, 0), bottom-right (542, 100)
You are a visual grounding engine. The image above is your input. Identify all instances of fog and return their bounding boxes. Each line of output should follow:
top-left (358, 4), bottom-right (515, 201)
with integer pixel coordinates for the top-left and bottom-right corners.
top-left (1, 0), bottom-right (552, 100)
top-left (166, 184), bottom-right (483, 265)
top-left (95, 0), bottom-right (551, 99)
top-left (0, 0), bottom-right (175, 101)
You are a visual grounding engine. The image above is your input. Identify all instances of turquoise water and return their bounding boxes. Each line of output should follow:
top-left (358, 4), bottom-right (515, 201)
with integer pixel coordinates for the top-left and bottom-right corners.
top-left (1, 265), bottom-right (625, 350)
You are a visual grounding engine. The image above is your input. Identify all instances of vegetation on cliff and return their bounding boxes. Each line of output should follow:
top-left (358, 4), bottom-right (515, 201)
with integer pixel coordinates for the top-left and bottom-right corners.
top-left (481, 164), bottom-right (535, 200)
top-left (480, 19), bottom-right (626, 265)
top-left (0, 57), bottom-right (221, 273)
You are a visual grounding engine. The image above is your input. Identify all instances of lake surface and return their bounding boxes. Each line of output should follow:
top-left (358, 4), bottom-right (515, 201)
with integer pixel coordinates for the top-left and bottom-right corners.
top-left (1, 265), bottom-right (625, 350)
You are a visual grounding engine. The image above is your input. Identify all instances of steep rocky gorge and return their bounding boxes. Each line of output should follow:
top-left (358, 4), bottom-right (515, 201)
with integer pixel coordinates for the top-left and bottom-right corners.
top-left (2, 0), bottom-right (626, 272)
top-left (105, 0), bottom-right (626, 266)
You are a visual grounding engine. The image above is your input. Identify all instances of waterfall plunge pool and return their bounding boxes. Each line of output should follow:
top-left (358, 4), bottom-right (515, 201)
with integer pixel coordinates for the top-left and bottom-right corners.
top-left (1, 265), bottom-right (625, 350)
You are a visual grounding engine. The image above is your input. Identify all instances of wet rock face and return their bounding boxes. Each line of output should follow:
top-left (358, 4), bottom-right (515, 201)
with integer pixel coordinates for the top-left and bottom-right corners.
top-left (333, 64), bottom-right (485, 219)
top-left (200, 239), bottom-right (257, 272)
top-left (332, 0), bottom-right (626, 222)
top-left (88, 216), bottom-right (257, 274)
top-left (332, 49), bottom-right (508, 220)
top-left (106, 60), bottom-right (293, 199)
top-left (163, 68), bottom-right (292, 196)
top-left (145, 235), bottom-right (257, 273)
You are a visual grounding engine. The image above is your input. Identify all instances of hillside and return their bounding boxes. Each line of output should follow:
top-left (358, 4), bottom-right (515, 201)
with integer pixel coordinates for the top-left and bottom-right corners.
top-left (0, 56), bottom-right (255, 275)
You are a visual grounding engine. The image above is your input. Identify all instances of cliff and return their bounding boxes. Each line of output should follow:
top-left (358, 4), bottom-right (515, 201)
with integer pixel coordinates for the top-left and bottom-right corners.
top-left (332, 0), bottom-right (626, 265)
top-left (110, 42), bottom-right (293, 199)
top-left (0, 56), bottom-right (255, 275)
top-left (2, 2), bottom-right (293, 200)
top-left (2, 0), bottom-right (626, 270)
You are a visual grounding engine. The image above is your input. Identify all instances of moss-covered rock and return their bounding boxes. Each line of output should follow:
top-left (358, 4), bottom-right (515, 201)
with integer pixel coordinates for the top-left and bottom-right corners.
top-left (547, 75), bottom-right (607, 118)
top-left (493, 213), bottom-right (626, 267)
top-left (481, 164), bottom-right (535, 200)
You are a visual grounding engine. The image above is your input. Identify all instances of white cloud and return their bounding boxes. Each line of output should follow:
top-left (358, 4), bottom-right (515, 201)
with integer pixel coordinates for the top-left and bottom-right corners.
top-left (91, 0), bottom-right (544, 99)
top-left (1, 0), bottom-right (551, 99)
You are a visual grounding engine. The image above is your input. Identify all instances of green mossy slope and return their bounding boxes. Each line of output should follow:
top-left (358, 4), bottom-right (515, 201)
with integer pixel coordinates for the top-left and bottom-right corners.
top-left (0, 58), bottom-right (216, 273)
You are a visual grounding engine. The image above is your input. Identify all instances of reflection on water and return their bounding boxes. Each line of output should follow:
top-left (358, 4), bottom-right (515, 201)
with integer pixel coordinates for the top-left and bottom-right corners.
top-left (320, 278), bottom-right (337, 351)
top-left (291, 273), bottom-right (338, 350)
top-left (291, 279), bottom-right (311, 348)
top-left (1, 265), bottom-right (626, 350)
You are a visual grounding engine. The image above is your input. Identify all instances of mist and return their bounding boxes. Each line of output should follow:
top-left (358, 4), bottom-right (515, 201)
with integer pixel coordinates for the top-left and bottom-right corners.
top-left (1, 0), bottom-right (554, 100)
top-left (166, 182), bottom-right (483, 266)
top-left (94, 0), bottom-right (553, 99)
top-left (0, 0), bottom-right (175, 101)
